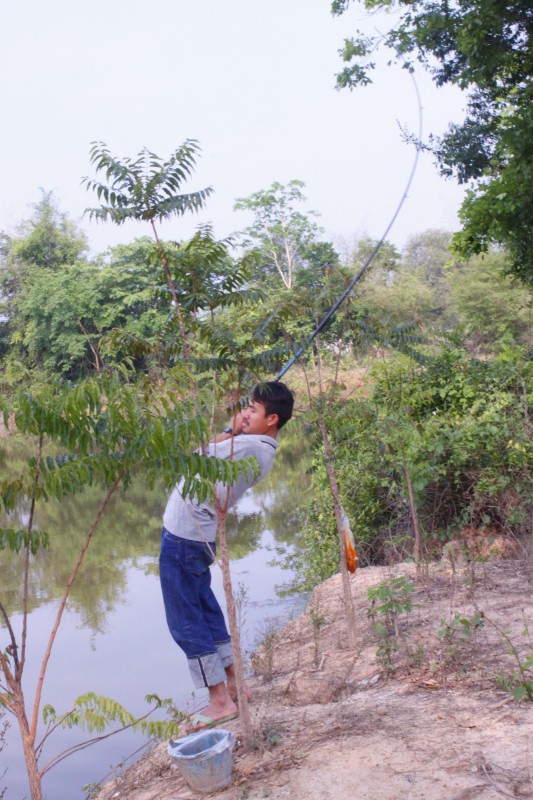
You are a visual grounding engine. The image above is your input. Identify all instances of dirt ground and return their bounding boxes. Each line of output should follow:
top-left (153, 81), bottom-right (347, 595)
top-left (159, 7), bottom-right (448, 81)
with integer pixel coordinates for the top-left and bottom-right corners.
top-left (95, 554), bottom-right (533, 800)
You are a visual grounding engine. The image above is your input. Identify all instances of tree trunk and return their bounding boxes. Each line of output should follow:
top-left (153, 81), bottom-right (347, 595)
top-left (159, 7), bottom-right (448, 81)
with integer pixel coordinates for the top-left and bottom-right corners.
top-left (150, 220), bottom-right (189, 354)
top-left (318, 418), bottom-right (357, 648)
top-left (216, 509), bottom-right (254, 748)
top-left (13, 686), bottom-right (42, 800)
top-left (22, 735), bottom-right (42, 800)
top-left (402, 455), bottom-right (422, 569)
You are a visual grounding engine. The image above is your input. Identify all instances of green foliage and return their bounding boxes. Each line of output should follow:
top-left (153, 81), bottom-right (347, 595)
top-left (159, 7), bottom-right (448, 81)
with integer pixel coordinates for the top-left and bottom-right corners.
top-left (451, 110), bottom-right (533, 283)
top-left (282, 458), bottom-right (340, 593)
top-left (0, 194), bottom-right (92, 381)
top-left (39, 692), bottom-right (187, 779)
top-left (437, 611), bottom-right (485, 670)
top-left (0, 528), bottom-right (49, 555)
top-left (10, 191), bottom-right (88, 270)
top-left (367, 576), bottom-right (417, 672)
top-left (331, 0), bottom-right (533, 283)
top-left (234, 180), bottom-right (331, 290)
top-left (447, 252), bottom-right (533, 349)
top-left (0, 372), bottom-right (258, 554)
top-left (367, 576), bottom-right (416, 626)
top-left (15, 252), bottom-right (169, 379)
top-left (42, 692), bottom-right (185, 739)
top-left (0, 188), bottom-right (275, 383)
top-left (83, 141), bottom-right (212, 225)
top-left (290, 344), bottom-right (532, 589)
top-left (485, 615), bottom-right (533, 702)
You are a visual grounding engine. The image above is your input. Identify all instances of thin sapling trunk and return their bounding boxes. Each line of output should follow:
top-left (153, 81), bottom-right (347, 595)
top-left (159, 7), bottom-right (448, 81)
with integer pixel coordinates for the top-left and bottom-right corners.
top-left (318, 417), bottom-right (357, 648)
top-left (215, 507), bottom-right (254, 748)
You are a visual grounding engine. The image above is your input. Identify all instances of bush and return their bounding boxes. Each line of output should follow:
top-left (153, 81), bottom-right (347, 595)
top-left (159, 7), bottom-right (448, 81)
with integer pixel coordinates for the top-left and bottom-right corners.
top-left (290, 345), bottom-right (532, 590)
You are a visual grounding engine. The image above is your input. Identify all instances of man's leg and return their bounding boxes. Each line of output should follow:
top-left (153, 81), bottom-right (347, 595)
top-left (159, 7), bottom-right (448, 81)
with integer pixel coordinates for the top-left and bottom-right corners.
top-left (196, 548), bottom-right (254, 704)
top-left (224, 664), bottom-right (254, 702)
top-left (159, 530), bottom-right (237, 722)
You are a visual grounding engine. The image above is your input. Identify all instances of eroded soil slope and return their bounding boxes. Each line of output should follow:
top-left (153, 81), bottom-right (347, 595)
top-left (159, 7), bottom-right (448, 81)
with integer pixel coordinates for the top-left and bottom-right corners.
top-left (96, 557), bottom-right (533, 800)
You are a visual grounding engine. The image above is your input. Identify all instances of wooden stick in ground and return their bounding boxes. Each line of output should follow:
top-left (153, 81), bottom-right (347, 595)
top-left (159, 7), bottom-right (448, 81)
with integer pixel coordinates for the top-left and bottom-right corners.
top-left (318, 417), bottom-right (357, 648)
top-left (402, 453), bottom-right (422, 570)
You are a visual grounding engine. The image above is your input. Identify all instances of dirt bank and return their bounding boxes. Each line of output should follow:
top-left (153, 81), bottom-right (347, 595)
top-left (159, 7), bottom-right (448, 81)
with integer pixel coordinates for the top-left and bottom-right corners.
top-left (95, 556), bottom-right (533, 800)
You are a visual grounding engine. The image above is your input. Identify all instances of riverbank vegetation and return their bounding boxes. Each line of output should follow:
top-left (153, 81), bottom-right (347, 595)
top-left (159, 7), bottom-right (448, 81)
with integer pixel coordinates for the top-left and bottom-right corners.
top-left (0, 151), bottom-right (531, 798)
top-left (2, 0), bottom-right (533, 793)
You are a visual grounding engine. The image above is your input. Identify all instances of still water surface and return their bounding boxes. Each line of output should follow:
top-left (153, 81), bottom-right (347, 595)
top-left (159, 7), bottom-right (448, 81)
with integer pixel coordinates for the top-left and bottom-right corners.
top-left (1, 431), bottom-right (309, 800)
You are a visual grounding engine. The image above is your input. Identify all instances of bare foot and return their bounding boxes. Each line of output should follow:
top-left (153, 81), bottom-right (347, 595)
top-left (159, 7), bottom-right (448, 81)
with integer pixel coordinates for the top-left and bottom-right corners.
top-left (227, 679), bottom-right (254, 703)
top-left (225, 665), bottom-right (254, 703)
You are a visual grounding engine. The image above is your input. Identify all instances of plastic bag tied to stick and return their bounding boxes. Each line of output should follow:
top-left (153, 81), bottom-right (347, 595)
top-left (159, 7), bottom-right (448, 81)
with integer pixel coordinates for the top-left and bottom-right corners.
top-left (341, 505), bottom-right (357, 573)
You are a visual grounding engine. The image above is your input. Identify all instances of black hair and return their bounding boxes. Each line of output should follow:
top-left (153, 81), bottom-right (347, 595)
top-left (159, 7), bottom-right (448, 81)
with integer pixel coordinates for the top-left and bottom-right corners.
top-left (250, 381), bottom-right (294, 429)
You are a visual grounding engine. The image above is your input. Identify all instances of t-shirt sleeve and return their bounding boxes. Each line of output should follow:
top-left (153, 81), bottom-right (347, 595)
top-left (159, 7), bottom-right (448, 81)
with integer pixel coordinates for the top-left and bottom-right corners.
top-left (208, 436), bottom-right (255, 463)
top-left (210, 437), bottom-right (261, 508)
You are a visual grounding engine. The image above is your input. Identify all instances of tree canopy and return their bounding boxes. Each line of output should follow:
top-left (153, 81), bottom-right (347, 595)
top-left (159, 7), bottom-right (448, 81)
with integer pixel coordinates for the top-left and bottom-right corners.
top-left (234, 180), bottom-right (326, 290)
top-left (331, 0), bottom-right (533, 283)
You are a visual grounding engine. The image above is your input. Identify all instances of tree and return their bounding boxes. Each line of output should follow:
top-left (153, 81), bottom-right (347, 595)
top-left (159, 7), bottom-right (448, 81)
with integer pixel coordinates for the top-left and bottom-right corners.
top-left (0, 194), bottom-right (89, 381)
top-left (85, 149), bottom-right (297, 749)
top-left (234, 180), bottom-right (326, 290)
top-left (403, 229), bottom-right (454, 289)
top-left (0, 372), bottom-right (252, 800)
top-left (84, 140), bottom-right (212, 349)
top-left (293, 344), bottom-right (532, 585)
top-left (447, 252), bottom-right (533, 349)
top-left (1, 232), bottom-right (172, 381)
top-left (10, 191), bottom-right (87, 271)
top-left (17, 241), bottom-right (171, 379)
top-left (331, 0), bottom-right (533, 283)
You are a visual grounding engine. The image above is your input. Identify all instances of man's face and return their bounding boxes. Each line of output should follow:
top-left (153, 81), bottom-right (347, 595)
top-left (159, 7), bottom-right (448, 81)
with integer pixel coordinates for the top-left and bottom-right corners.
top-left (241, 400), bottom-right (278, 436)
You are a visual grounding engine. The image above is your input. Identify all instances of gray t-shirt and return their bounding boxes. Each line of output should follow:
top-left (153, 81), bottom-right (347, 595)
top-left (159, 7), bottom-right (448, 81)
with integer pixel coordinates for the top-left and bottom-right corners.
top-left (162, 434), bottom-right (279, 543)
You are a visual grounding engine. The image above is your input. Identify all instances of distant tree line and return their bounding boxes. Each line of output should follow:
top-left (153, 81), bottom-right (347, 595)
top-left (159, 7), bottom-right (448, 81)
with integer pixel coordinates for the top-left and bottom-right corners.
top-left (1, 187), bottom-right (530, 387)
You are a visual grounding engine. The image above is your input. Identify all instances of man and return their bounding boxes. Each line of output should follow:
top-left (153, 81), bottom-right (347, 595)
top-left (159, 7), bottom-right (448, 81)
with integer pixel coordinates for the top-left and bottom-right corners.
top-left (159, 381), bottom-right (294, 731)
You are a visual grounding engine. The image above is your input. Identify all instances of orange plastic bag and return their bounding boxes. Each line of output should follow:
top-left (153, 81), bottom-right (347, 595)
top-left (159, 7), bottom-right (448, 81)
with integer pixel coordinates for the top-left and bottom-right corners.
top-left (341, 506), bottom-right (357, 573)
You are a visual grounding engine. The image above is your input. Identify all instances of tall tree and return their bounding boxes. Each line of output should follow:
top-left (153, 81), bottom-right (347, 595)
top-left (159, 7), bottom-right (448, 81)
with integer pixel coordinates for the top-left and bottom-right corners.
top-left (448, 251), bottom-right (533, 349)
top-left (331, 0), bottom-right (533, 283)
top-left (84, 147), bottom-right (294, 749)
top-left (15, 239), bottom-right (169, 379)
top-left (83, 140), bottom-right (212, 351)
top-left (403, 229), bottom-right (454, 289)
top-left (0, 195), bottom-right (89, 382)
top-left (234, 180), bottom-right (325, 290)
top-left (10, 191), bottom-right (87, 271)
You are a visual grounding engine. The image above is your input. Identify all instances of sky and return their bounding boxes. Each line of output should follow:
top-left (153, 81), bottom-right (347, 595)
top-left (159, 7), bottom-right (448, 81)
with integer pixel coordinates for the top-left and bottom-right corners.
top-left (1, 0), bottom-right (467, 258)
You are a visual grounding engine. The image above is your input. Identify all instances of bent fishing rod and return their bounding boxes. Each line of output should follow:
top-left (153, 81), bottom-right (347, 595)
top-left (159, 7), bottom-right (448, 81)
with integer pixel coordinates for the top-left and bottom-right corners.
top-left (276, 75), bottom-right (423, 382)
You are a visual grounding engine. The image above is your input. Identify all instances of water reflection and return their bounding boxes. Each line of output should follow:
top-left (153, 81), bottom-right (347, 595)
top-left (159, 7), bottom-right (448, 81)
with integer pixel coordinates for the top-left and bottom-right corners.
top-left (0, 424), bottom-right (310, 800)
top-left (1, 426), bottom-right (310, 630)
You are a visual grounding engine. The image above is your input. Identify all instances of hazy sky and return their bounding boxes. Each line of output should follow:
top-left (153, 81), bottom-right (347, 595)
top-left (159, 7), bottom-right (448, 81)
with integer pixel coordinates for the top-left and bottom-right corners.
top-left (1, 0), bottom-right (467, 257)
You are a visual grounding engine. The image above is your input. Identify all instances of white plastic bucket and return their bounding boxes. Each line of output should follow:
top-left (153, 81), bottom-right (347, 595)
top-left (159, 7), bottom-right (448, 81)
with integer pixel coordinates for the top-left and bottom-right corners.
top-left (168, 728), bottom-right (236, 793)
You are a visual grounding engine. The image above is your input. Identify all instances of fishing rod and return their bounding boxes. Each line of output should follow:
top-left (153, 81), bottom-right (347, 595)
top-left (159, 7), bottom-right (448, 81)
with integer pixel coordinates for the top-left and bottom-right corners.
top-left (276, 74), bottom-right (423, 382)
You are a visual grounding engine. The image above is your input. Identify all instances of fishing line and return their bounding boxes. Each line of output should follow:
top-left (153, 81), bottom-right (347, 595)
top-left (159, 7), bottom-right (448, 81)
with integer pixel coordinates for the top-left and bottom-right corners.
top-left (276, 73), bottom-right (423, 381)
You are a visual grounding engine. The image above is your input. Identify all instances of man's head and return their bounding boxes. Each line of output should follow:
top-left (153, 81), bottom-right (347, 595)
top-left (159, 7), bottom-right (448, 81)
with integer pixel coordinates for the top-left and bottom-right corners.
top-left (241, 381), bottom-right (294, 437)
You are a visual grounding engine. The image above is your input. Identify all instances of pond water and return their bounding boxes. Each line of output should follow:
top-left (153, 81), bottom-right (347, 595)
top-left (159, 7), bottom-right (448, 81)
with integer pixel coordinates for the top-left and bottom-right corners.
top-left (0, 429), bottom-right (309, 800)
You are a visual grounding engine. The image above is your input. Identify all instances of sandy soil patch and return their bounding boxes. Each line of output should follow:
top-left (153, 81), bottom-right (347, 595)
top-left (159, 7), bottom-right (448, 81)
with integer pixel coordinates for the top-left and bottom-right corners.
top-left (95, 557), bottom-right (533, 800)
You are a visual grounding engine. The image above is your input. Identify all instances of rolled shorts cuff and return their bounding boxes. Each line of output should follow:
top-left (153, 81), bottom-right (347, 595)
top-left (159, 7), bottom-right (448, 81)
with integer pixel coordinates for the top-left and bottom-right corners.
top-left (216, 639), bottom-right (233, 668)
top-left (188, 651), bottom-right (226, 689)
